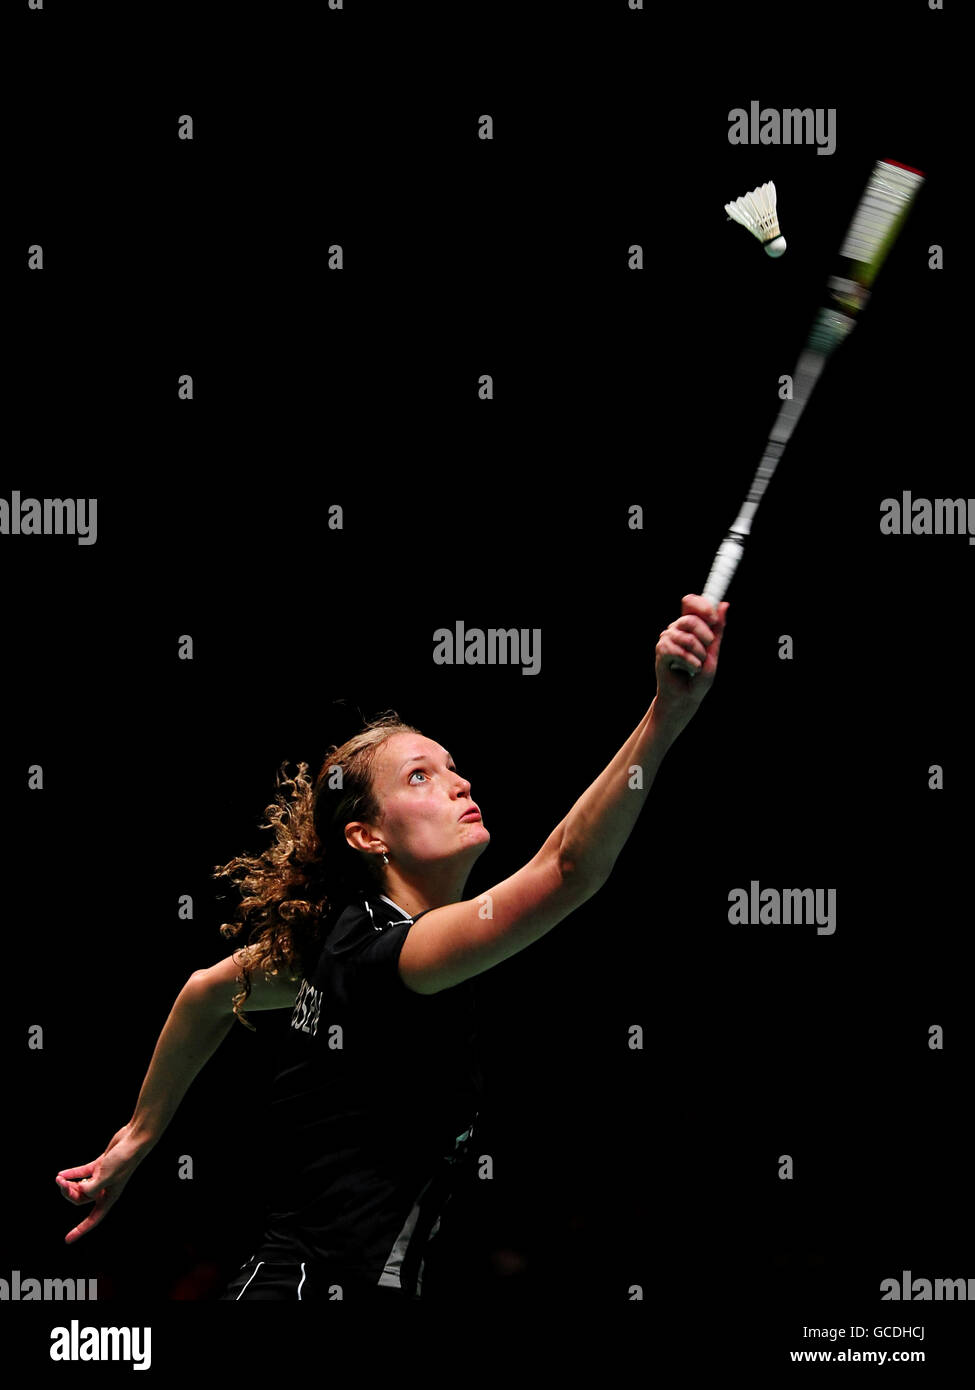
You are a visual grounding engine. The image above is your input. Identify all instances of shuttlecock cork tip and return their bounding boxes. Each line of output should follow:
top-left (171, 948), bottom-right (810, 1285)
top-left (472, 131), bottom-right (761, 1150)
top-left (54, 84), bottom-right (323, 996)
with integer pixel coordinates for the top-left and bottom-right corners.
top-left (764, 236), bottom-right (787, 258)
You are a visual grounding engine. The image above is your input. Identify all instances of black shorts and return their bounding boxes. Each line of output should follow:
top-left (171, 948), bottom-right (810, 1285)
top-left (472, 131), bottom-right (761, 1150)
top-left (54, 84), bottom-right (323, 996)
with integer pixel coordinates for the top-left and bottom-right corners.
top-left (218, 1252), bottom-right (419, 1302)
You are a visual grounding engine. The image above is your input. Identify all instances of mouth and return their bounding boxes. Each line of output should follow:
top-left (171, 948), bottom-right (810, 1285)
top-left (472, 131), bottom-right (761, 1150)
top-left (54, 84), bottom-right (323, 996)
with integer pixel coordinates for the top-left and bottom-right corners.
top-left (459, 806), bottom-right (482, 822)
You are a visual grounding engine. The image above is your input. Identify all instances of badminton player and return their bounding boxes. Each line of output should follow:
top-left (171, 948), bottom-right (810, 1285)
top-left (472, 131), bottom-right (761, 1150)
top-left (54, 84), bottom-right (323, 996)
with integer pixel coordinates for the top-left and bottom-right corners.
top-left (55, 594), bottom-right (729, 1300)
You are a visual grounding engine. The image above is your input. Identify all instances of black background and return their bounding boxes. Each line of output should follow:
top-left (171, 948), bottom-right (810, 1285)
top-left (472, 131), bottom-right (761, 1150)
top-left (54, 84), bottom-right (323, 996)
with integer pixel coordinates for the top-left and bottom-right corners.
top-left (5, 0), bottom-right (970, 1374)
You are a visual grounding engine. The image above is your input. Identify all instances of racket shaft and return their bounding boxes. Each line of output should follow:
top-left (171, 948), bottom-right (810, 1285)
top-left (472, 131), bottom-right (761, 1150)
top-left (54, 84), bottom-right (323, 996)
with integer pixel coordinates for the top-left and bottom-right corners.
top-left (700, 348), bottom-right (828, 605)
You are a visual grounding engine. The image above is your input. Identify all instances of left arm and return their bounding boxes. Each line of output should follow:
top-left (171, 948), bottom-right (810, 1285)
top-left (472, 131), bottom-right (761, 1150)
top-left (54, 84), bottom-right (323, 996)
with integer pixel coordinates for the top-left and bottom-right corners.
top-left (191, 946), bottom-right (303, 1017)
top-left (127, 949), bottom-right (300, 1149)
top-left (56, 949), bottom-right (301, 1242)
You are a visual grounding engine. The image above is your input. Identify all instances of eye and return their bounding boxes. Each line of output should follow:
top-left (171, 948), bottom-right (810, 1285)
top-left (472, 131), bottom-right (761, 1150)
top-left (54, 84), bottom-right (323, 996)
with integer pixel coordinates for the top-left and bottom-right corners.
top-left (408, 765), bottom-right (460, 784)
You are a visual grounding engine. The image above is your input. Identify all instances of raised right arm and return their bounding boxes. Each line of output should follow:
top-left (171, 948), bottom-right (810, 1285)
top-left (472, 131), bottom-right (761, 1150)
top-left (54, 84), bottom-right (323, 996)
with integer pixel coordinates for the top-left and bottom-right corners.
top-left (399, 596), bottom-right (729, 996)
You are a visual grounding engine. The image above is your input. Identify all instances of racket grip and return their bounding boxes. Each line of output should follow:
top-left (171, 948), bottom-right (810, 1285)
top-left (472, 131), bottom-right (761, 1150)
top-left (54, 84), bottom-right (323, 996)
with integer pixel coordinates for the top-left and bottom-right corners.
top-left (700, 533), bottom-right (744, 607)
top-left (667, 534), bottom-right (743, 675)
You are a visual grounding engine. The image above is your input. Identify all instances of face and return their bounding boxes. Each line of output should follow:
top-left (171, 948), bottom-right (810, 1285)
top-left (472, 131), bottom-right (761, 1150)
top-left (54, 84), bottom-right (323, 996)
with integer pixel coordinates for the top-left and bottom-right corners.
top-left (349, 733), bottom-right (490, 871)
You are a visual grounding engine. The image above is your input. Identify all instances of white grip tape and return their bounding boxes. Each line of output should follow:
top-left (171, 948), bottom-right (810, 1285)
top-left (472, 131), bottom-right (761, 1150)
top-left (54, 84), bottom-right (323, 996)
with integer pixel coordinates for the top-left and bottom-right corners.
top-left (667, 536), bottom-right (742, 675)
top-left (702, 535), bottom-right (743, 607)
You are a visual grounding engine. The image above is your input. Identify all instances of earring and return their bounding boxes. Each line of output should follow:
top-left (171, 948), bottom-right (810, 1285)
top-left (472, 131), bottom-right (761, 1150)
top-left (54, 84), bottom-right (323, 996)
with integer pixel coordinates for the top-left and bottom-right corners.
top-left (381, 851), bottom-right (389, 865)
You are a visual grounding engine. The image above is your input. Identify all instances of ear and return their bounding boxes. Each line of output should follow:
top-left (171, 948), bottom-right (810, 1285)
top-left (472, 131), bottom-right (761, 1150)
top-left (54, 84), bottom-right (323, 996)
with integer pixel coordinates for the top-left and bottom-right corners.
top-left (344, 822), bottom-right (380, 854)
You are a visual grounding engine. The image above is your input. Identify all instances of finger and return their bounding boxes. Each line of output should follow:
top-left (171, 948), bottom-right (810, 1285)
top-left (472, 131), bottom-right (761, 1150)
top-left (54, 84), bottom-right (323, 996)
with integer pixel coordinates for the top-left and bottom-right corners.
top-left (64, 1194), bottom-right (115, 1245)
top-left (57, 1165), bottom-right (95, 1180)
top-left (668, 630), bottom-right (708, 662)
top-left (682, 594), bottom-right (731, 626)
top-left (56, 1177), bottom-right (96, 1205)
top-left (64, 1213), bottom-right (99, 1245)
top-left (70, 1173), bottom-right (102, 1192)
top-left (673, 616), bottom-right (716, 645)
top-left (58, 1172), bottom-right (98, 1189)
top-left (704, 600), bottom-right (730, 631)
top-left (60, 1187), bottom-right (97, 1206)
top-left (661, 643), bottom-right (701, 672)
top-left (681, 594), bottom-right (720, 622)
top-left (705, 604), bottom-right (731, 655)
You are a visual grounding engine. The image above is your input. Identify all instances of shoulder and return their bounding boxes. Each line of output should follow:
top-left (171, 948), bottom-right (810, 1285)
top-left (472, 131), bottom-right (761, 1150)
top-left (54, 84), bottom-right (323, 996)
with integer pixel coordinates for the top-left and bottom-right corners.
top-left (319, 896), bottom-right (419, 992)
top-left (327, 897), bottom-right (388, 946)
top-left (321, 896), bottom-right (415, 958)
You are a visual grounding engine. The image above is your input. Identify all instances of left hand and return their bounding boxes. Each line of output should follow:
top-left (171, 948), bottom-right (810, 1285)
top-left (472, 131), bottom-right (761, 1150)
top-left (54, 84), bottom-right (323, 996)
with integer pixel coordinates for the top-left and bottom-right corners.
top-left (653, 594), bottom-right (730, 723)
top-left (55, 1123), bottom-right (148, 1245)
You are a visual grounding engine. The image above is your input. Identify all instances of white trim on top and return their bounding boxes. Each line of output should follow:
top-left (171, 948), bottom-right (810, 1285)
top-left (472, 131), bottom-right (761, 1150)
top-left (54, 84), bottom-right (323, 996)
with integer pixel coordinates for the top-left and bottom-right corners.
top-left (379, 893), bottom-right (413, 921)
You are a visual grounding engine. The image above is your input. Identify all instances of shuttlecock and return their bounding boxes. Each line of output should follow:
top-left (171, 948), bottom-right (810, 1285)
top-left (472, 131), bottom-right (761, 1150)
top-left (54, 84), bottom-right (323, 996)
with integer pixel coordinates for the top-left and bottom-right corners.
top-left (725, 182), bottom-right (786, 257)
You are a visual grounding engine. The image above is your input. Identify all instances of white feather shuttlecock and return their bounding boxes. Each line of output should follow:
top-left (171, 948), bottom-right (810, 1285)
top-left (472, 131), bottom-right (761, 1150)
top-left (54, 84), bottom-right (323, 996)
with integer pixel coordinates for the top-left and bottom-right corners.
top-left (724, 182), bottom-right (786, 257)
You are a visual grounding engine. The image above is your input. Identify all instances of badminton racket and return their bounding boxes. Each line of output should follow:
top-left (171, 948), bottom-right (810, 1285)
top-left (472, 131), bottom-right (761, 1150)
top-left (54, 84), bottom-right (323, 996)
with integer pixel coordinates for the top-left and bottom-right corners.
top-left (673, 157), bottom-right (925, 672)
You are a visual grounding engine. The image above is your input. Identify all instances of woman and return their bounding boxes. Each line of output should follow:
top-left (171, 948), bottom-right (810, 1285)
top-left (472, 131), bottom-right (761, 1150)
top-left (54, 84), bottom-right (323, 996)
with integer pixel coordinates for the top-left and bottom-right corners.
top-left (55, 594), bottom-right (729, 1300)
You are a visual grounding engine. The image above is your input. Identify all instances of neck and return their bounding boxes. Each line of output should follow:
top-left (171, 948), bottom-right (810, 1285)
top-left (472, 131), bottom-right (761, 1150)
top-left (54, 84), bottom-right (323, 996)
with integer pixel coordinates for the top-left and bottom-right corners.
top-left (376, 863), bottom-right (472, 918)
